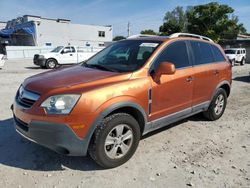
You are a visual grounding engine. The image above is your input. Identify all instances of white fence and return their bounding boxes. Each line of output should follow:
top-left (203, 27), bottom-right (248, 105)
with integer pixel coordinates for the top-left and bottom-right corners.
top-left (6, 46), bottom-right (53, 59)
top-left (6, 46), bottom-right (104, 59)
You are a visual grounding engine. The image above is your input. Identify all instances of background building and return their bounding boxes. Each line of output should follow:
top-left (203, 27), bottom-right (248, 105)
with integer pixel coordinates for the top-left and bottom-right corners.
top-left (0, 21), bottom-right (6, 30)
top-left (0, 15), bottom-right (112, 47)
top-left (0, 15), bottom-right (113, 58)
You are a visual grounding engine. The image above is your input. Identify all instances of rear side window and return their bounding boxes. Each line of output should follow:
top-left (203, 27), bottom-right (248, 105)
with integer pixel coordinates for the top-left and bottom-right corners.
top-left (154, 41), bottom-right (189, 69)
top-left (210, 45), bottom-right (226, 62)
top-left (190, 41), bottom-right (214, 65)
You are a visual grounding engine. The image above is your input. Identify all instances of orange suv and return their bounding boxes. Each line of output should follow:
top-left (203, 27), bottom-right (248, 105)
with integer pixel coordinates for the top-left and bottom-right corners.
top-left (12, 33), bottom-right (232, 168)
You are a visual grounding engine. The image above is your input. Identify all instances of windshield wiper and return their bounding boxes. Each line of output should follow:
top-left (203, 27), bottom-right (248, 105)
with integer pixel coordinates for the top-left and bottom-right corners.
top-left (83, 63), bottom-right (118, 72)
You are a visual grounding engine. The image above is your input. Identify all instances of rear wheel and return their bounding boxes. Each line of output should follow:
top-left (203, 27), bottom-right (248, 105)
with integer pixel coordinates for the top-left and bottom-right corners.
top-left (46, 59), bottom-right (57, 69)
top-left (88, 113), bottom-right (141, 168)
top-left (203, 88), bottom-right (227, 121)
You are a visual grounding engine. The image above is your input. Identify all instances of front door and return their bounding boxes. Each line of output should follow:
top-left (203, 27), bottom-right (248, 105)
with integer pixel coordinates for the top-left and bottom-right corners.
top-left (149, 40), bottom-right (194, 123)
top-left (58, 46), bottom-right (74, 64)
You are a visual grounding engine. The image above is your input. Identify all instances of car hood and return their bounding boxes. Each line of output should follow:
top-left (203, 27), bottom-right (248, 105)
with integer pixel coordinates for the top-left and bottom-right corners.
top-left (225, 54), bottom-right (235, 59)
top-left (23, 65), bottom-right (131, 94)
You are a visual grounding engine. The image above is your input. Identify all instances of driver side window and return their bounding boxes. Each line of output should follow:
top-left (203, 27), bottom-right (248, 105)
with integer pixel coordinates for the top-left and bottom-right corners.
top-left (62, 47), bottom-right (72, 53)
top-left (153, 41), bottom-right (190, 70)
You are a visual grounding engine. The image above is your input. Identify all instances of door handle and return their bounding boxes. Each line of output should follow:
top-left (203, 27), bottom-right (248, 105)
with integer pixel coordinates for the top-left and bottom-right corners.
top-left (70, 54), bottom-right (73, 56)
top-left (186, 76), bottom-right (194, 82)
top-left (213, 70), bottom-right (219, 75)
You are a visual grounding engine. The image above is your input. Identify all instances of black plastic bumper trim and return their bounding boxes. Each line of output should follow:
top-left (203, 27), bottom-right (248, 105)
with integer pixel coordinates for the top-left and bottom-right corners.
top-left (14, 119), bottom-right (88, 156)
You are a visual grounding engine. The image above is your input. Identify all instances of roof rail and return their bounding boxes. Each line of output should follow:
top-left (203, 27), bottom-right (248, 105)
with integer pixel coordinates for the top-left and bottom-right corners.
top-left (169, 33), bottom-right (214, 42)
top-left (127, 34), bottom-right (157, 39)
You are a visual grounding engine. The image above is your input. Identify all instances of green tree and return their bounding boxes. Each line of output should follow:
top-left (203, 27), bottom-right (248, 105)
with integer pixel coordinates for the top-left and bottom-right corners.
top-left (113, 36), bottom-right (126, 41)
top-left (186, 2), bottom-right (246, 41)
top-left (159, 6), bottom-right (188, 36)
top-left (140, 29), bottom-right (157, 35)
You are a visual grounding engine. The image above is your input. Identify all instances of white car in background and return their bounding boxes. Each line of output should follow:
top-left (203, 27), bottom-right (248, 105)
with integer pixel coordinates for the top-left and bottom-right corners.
top-left (33, 46), bottom-right (101, 69)
top-left (224, 48), bottom-right (246, 66)
top-left (0, 54), bottom-right (6, 68)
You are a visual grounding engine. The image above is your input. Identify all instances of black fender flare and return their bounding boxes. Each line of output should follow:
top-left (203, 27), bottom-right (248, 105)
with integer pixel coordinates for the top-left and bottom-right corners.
top-left (210, 80), bottom-right (231, 101)
top-left (82, 101), bottom-right (147, 154)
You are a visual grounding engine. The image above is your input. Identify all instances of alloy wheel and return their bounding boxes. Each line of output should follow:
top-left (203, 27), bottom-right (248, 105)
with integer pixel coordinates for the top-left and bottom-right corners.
top-left (104, 124), bottom-right (133, 159)
top-left (214, 94), bottom-right (225, 115)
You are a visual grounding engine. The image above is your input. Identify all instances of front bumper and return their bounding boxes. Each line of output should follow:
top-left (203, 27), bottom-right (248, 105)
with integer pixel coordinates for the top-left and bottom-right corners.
top-left (33, 58), bottom-right (47, 66)
top-left (13, 114), bottom-right (89, 156)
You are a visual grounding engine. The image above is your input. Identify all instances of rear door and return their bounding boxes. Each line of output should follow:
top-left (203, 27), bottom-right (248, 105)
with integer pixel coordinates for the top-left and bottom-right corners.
top-left (189, 41), bottom-right (223, 108)
top-left (149, 40), bottom-right (194, 121)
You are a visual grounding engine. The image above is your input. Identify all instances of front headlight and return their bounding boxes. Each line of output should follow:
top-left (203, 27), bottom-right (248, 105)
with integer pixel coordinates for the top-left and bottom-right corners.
top-left (41, 94), bottom-right (80, 115)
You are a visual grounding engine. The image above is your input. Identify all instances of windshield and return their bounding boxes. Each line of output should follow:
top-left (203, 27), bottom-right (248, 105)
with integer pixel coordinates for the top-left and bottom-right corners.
top-left (224, 49), bottom-right (236, 54)
top-left (51, 46), bottom-right (64, 53)
top-left (82, 40), bottom-right (162, 72)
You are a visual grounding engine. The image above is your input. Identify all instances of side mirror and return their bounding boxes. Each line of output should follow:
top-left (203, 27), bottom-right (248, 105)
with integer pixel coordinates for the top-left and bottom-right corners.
top-left (153, 62), bottom-right (176, 82)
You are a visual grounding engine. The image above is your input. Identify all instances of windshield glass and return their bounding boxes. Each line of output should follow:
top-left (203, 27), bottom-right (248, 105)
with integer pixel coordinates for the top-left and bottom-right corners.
top-left (82, 40), bottom-right (162, 72)
top-left (224, 49), bottom-right (236, 54)
top-left (51, 46), bottom-right (64, 53)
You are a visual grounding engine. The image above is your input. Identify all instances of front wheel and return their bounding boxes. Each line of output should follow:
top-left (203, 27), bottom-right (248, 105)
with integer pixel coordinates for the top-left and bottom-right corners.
top-left (45, 59), bottom-right (57, 69)
top-left (88, 113), bottom-right (141, 168)
top-left (203, 88), bottom-right (227, 121)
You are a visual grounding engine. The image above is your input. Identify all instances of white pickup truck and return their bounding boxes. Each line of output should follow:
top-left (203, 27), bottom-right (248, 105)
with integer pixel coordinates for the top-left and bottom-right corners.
top-left (34, 46), bottom-right (99, 69)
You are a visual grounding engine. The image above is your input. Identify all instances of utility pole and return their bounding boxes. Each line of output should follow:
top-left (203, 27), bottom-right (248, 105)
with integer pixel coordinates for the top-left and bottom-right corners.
top-left (127, 21), bottom-right (130, 37)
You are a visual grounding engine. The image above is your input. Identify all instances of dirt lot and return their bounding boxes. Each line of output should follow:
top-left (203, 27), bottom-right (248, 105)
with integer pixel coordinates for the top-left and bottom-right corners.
top-left (0, 60), bottom-right (250, 188)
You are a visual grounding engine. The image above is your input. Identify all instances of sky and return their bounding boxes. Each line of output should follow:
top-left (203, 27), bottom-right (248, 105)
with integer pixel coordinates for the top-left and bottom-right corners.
top-left (0, 0), bottom-right (250, 37)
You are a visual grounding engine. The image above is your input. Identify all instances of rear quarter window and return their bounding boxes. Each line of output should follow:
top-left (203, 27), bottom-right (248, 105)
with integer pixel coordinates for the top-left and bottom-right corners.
top-left (210, 45), bottom-right (226, 62)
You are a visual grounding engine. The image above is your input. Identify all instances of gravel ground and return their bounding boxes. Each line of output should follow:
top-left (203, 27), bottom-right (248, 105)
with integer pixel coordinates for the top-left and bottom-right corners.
top-left (0, 59), bottom-right (250, 188)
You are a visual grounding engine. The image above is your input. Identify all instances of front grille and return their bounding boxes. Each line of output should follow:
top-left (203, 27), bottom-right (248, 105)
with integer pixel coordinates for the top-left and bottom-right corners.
top-left (16, 86), bottom-right (40, 108)
top-left (16, 94), bottom-right (36, 108)
top-left (14, 115), bottom-right (29, 132)
top-left (34, 54), bottom-right (39, 60)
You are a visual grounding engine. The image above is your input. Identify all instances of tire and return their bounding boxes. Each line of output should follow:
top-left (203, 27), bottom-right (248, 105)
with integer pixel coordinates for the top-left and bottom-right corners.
top-left (203, 88), bottom-right (227, 121)
top-left (240, 58), bottom-right (245, 66)
top-left (88, 113), bottom-right (141, 168)
top-left (45, 59), bottom-right (57, 69)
